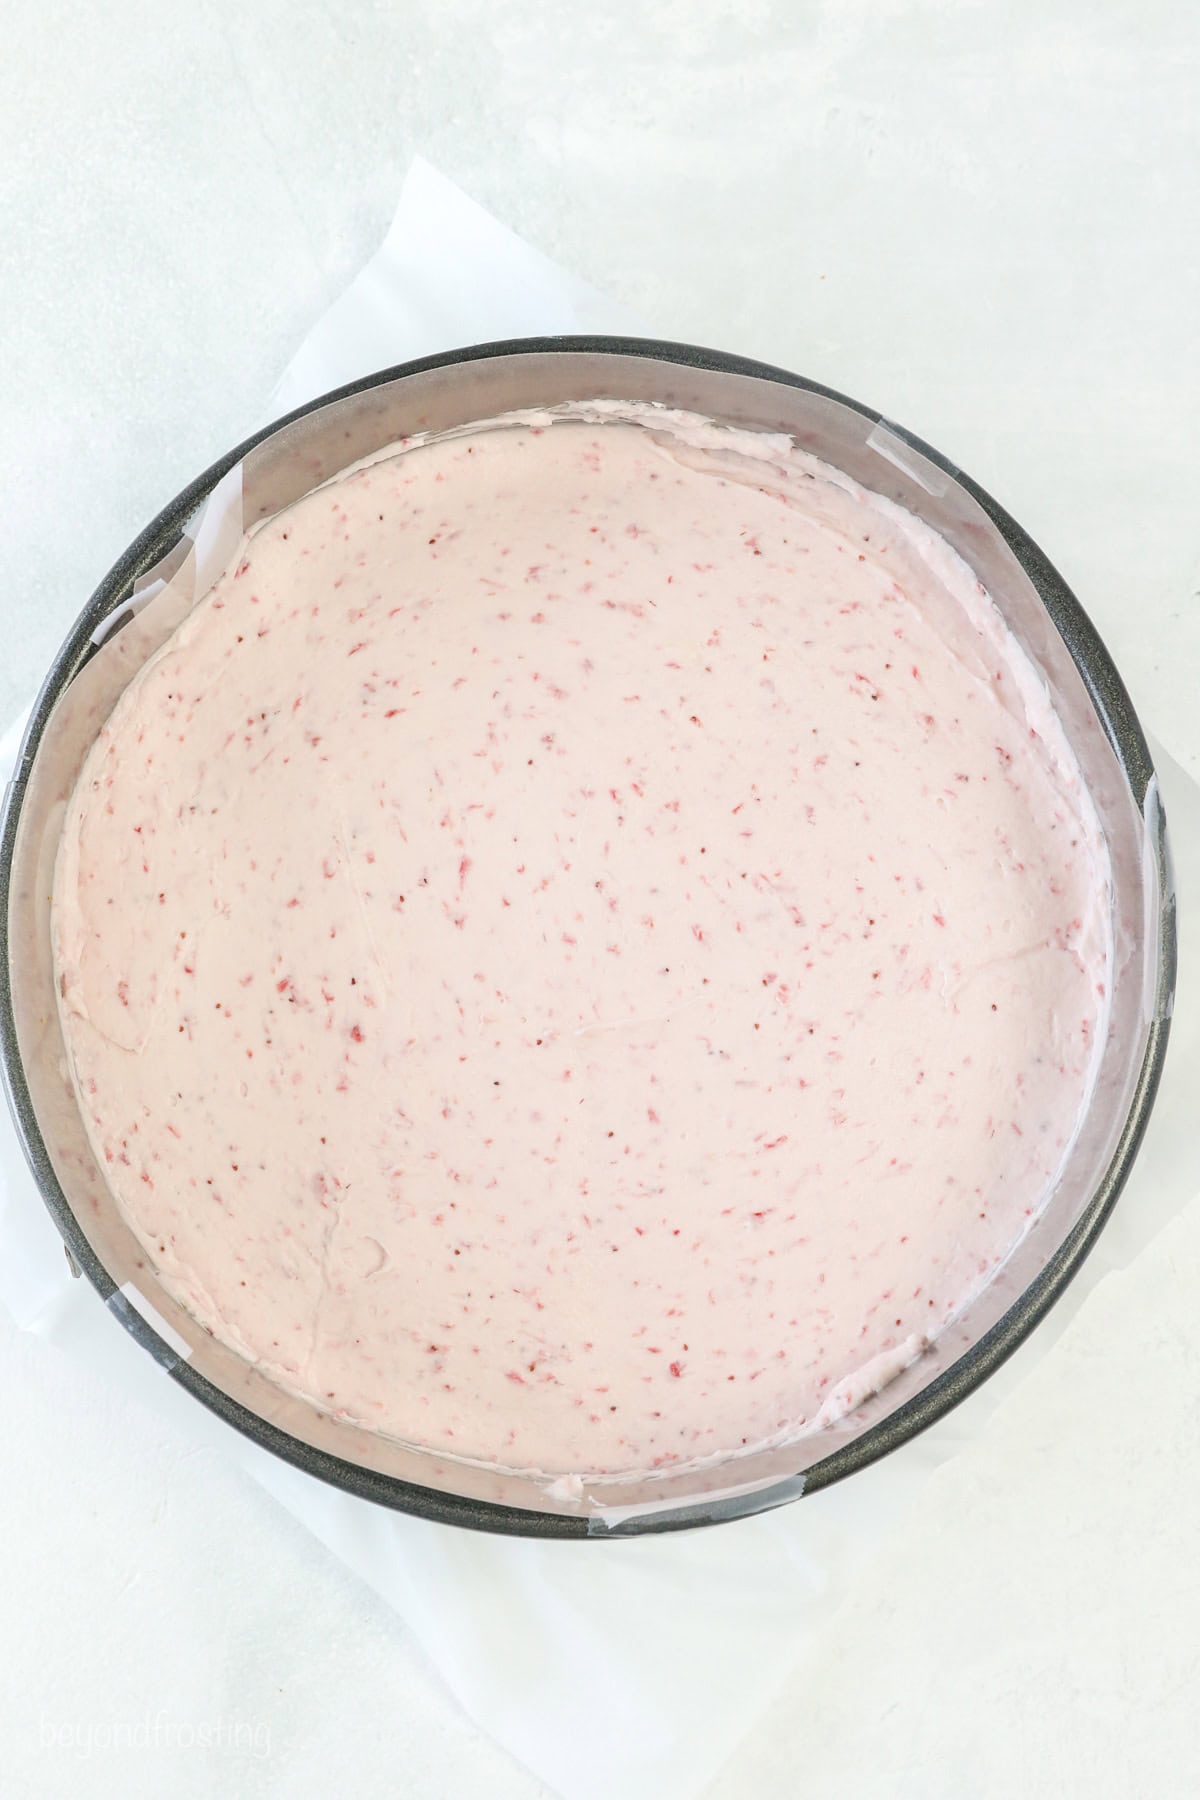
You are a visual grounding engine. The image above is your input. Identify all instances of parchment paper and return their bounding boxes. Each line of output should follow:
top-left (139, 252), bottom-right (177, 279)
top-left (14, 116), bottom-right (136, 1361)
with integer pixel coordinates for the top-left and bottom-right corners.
top-left (1, 159), bottom-right (1195, 1800)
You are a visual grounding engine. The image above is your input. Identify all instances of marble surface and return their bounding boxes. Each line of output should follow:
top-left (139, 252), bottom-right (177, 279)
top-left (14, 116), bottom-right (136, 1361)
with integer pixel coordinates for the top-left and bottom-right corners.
top-left (2, 3), bottom-right (1199, 1795)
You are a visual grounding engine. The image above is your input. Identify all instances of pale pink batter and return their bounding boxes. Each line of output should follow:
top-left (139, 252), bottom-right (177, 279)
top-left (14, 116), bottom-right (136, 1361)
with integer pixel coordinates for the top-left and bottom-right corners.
top-left (53, 404), bottom-right (1111, 1480)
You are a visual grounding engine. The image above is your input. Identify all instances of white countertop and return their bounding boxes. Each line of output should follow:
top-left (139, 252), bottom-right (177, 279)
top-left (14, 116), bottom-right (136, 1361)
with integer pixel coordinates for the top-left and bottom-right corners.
top-left (3, 4), bottom-right (1200, 1796)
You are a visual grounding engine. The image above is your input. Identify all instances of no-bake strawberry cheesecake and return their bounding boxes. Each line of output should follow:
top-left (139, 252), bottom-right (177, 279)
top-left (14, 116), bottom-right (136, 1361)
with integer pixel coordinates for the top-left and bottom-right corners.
top-left (52, 403), bottom-right (1111, 1482)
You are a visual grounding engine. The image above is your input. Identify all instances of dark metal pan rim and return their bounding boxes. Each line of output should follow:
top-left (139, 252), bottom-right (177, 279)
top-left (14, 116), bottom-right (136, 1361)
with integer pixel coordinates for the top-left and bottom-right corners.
top-left (0, 335), bottom-right (1176, 1538)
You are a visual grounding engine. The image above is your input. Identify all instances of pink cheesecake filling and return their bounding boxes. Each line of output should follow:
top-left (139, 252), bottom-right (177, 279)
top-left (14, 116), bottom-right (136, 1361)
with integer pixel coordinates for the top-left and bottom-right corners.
top-left (53, 404), bottom-right (1111, 1480)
